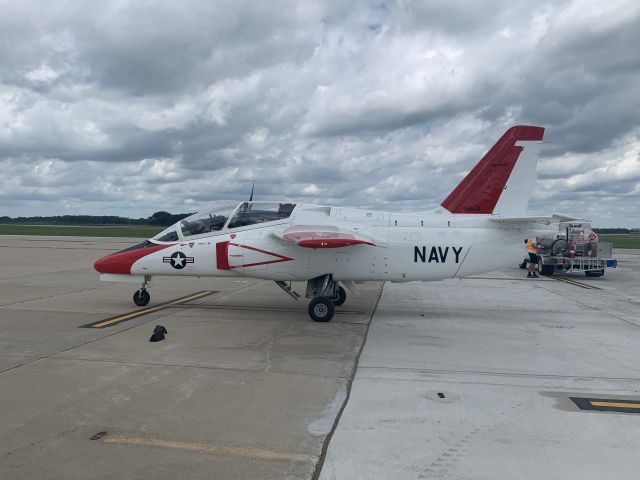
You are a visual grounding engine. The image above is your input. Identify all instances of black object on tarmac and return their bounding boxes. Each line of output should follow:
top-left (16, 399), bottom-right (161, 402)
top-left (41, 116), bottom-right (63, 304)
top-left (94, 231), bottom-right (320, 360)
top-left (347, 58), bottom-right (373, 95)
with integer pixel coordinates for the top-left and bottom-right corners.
top-left (150, 325), bottom-right (168, 342)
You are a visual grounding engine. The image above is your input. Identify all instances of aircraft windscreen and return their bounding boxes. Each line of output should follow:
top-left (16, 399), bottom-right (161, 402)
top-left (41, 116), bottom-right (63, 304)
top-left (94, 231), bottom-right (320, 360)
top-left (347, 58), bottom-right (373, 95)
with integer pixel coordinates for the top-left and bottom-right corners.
top-left (155, 229), bottom-right (179, 242)
top-left (227, 202), bottom-right (295, 229)
top-left (180, 204), bottom-right (237, 238)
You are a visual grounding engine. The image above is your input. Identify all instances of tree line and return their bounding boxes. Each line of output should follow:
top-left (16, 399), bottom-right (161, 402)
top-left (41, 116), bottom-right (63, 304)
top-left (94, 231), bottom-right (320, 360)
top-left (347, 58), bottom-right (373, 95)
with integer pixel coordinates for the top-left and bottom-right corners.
top-left (593, 228), bottom-right (640, 234)
top-left (0, 211), bottom-right (193, 227)
top-left (0, 215), bottom-right (636, 231)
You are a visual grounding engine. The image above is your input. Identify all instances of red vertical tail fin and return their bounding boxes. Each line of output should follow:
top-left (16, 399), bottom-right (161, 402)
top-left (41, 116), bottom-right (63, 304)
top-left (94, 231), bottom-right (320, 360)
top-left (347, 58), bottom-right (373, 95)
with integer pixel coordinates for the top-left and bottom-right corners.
top-left (441, 125), bottom-right (544, 215)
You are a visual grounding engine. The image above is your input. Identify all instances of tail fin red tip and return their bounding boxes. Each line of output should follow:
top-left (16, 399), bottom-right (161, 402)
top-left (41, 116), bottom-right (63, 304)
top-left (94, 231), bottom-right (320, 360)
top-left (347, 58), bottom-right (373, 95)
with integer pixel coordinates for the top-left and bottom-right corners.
top-left (441, 125), bottom-right (544, 215)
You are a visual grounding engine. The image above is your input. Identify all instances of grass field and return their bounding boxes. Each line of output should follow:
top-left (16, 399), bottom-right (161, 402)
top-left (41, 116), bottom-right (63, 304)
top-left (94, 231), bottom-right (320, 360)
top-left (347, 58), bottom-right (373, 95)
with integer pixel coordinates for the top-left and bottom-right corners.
top-left (0, 224), bottom-right (163, 238)
top-left (598, 234), bottom-right (640, 249)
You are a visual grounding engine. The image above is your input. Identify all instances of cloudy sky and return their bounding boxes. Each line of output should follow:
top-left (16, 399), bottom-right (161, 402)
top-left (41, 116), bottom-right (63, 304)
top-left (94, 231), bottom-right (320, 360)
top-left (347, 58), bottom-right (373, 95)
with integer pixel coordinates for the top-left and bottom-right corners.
top-left (1, 0), bottom-right (639, 226)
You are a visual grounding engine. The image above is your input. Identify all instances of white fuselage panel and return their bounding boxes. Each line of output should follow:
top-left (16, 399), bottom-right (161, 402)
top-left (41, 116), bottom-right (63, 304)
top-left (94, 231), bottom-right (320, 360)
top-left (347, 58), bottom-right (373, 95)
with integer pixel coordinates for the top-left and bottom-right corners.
top-left (131, 206), bottom-right (533, 282)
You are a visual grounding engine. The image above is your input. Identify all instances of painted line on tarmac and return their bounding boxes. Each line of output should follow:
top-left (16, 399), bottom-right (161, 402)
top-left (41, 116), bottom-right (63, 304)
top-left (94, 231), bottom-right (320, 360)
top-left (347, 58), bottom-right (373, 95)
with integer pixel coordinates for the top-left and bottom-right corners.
top-left (551, 276), bottom-right (600, 290)
top-left (168, 303), bottom-right (366, 315)
top-left (100, 433), bottom-right (315, 463)
top-left (81, 291), bottom-right (217, 329)
top-left (570, 397), bottom-right (640, 413)
top-left (591, 401), bottom-right (640, 409)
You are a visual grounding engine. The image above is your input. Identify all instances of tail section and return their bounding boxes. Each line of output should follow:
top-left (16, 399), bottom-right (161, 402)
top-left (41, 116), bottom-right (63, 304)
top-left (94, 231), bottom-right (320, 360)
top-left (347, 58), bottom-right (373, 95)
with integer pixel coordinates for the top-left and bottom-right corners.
top-left (441, 125), bottom-right (544, 215)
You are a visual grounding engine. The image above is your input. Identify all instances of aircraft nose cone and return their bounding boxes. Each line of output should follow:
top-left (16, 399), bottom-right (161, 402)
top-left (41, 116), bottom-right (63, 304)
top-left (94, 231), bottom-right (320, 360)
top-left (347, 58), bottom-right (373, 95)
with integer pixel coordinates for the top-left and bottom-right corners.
top-left (94, 242), bottom-right (173, 275)
top-left (94, 252), bottom-right (133, 274)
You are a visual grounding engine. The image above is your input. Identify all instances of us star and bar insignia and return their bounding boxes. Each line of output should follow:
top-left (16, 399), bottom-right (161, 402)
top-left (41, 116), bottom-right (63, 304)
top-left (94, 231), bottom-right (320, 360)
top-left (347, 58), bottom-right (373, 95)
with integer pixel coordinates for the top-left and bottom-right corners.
top-left (163, 251), bottom-right (194, 269)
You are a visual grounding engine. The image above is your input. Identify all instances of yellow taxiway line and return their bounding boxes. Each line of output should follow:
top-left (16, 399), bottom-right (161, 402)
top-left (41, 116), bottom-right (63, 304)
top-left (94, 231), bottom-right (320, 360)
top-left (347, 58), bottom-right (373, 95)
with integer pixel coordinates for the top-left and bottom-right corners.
top-left (87, 290), bottom-right (214, 328)
top-left (570, 396), bottom-right (640, 413)
top-left (102, 434), bottom-right (314, 463)
top-left (590, 401), bottom-right (640, 409)
top-left (551, 276), bottom-right (599, 290)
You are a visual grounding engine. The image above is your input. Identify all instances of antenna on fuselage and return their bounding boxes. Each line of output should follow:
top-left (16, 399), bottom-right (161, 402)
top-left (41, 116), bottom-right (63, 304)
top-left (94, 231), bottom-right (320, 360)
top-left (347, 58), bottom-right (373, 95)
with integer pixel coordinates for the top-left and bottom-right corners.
top-left (249, 179), bottom-right (255, 201)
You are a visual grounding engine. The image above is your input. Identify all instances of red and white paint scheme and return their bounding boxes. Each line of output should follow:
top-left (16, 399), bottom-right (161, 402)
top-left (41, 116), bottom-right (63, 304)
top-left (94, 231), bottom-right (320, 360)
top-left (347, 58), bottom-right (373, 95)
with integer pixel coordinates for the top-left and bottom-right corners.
top-left (95, 125), bottom-right (561, 322)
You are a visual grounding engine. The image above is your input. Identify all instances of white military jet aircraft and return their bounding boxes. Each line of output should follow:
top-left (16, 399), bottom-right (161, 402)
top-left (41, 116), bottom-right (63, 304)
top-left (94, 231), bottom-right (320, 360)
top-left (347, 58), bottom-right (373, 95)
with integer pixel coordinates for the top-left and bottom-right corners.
top-left (95, 125), bottom-right (554, 322)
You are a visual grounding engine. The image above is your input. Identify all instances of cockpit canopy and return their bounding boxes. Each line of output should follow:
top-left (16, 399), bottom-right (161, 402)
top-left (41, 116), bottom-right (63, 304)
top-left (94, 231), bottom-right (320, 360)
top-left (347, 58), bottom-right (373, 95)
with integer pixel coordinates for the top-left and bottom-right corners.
top-left (180, 204), bottom-right (237, 237)
top-left (152, 201), bottom-right (296, 242)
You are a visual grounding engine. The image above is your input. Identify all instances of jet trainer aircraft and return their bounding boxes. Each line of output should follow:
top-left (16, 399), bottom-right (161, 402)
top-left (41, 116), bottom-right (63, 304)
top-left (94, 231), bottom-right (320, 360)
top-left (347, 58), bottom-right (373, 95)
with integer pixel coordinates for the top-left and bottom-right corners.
top-left (95, 125), bottom-right (557, 322)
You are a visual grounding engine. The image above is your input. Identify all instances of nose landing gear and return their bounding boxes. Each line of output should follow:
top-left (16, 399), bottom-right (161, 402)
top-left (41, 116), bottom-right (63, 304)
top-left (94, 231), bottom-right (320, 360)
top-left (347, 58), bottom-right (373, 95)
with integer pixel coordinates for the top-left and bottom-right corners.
top-left (133, 275), bottom-right (152, 307)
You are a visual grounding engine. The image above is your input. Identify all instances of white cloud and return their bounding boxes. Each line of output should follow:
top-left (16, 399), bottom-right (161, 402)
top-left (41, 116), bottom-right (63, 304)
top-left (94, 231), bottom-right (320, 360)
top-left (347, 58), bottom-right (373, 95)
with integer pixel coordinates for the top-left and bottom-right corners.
top-left (0, 0), bottom-right (639, 227)
top-left (25, 63), bottom-right (60, 83)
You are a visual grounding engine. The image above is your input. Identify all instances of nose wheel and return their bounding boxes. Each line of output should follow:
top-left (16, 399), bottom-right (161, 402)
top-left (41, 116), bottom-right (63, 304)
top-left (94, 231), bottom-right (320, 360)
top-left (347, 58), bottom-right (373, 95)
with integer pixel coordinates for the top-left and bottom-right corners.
top-left (132, 275), bottom-right (152, 307)
top-left (133, 289), bottom-right (150, 307)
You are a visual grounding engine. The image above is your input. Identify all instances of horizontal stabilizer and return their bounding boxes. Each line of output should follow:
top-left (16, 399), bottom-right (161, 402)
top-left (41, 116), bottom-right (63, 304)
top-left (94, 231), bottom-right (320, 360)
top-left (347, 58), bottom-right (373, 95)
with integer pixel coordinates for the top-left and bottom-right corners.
top-left (275, 225), bottom-right (376, 248)
top-left (489, 213), bottom-right (581, 225)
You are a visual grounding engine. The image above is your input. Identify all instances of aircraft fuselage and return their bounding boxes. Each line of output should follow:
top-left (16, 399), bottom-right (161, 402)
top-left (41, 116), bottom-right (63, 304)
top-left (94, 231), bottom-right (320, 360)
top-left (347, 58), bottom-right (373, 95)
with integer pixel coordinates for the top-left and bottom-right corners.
top-left (104, 206), bottom-right (531, 283)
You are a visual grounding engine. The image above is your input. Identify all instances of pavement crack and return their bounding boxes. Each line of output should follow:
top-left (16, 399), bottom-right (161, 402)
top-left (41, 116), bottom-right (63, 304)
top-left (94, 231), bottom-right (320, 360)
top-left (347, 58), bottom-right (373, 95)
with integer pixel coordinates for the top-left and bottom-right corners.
top-left (536, 283), bottom-right (640, 329)
top-left (262, 322), bottom-right (297, 374)
top-left (1, 285), bottom-right (104, 308)
top-left (0, 309), bottom-right (176, 376)
top-left (311, 282), bottom-right (385, 480)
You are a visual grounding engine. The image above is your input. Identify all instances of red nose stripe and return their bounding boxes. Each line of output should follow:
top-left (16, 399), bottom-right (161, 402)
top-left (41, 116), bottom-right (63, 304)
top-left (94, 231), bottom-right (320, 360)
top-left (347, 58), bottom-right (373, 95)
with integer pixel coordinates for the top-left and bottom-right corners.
top-left (94, 244), bottom-right (172, 274)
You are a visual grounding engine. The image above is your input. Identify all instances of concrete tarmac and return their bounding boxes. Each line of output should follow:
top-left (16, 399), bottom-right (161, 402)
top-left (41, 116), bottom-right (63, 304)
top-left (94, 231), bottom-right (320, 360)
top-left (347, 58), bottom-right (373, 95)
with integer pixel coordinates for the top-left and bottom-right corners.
top-left (320, 250), bottom-right (640, 480)
top-left (3, 235), bottom-right (639, 479)
top-left (0, 236), bottom-right (382, 480)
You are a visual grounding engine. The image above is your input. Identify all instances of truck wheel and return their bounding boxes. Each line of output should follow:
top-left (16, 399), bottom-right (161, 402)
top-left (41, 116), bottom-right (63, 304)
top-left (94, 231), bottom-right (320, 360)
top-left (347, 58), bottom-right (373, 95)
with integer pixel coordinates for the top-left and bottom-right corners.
top-left (585, 270), bottom-right (604, 278)
top-left (519, 259), bottom-right (528, 269)
top-left (551, 239), bottom-right (568, 256)
top-left (538, 258), bottom-right (554, 276)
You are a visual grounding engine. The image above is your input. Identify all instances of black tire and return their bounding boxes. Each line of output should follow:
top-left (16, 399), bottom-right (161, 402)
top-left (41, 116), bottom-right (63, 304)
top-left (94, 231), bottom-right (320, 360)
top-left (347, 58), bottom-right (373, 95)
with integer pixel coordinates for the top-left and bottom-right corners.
top-left (133, 289), bottom-right (150, 307)
top-left (551, 239), bottom-right (568, 256)
top-left (308, 296), bottom-right (335, 322)
top-left (332, 286), bottom-right (347, 306)
top-left (538, 258), bottom-right (554, 276)
top-left (585, 270), bottom-right (604, 278)
top-left (519, 260), bottom-right (528, 269)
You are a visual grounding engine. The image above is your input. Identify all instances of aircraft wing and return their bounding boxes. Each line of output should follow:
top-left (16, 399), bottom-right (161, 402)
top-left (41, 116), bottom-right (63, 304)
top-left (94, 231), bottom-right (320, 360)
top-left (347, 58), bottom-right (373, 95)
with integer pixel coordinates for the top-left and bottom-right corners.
top-left (489, 213), bottom-right (582, 225)
top-left (275, 225), bottom-right (376, 248)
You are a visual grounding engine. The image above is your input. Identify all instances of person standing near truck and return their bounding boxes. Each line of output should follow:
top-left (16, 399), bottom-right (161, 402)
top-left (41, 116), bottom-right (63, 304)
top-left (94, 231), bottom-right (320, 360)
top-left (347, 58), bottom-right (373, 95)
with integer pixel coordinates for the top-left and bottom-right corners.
top-left (526, 237), bottom-right (539, 278)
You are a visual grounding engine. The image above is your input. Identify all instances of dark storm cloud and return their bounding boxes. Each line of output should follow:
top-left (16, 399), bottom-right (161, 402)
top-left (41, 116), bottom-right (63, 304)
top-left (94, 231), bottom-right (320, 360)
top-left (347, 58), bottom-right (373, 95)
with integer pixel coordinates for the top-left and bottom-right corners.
top-left (0, 0), bottom-right (638, 226)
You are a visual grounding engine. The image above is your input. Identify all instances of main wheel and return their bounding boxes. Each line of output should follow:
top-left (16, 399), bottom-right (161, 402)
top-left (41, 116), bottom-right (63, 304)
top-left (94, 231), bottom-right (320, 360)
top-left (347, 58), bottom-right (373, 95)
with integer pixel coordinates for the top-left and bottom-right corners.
top-left (538, 258), bottom-right (554, 276)
top-left (133, 289), bottom-right (150, 307)
top-left (308, 296), bottom-right (335, 322)
top-left (519, 259), bottom-right (528, 269)
top-left (332, 286), bottom-right (347, 306)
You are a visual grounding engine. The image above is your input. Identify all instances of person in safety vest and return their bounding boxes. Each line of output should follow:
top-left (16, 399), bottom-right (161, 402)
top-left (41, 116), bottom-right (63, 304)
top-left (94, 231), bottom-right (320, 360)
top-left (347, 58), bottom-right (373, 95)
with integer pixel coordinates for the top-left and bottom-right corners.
top-left (526, 237), bottom-right (539, 278)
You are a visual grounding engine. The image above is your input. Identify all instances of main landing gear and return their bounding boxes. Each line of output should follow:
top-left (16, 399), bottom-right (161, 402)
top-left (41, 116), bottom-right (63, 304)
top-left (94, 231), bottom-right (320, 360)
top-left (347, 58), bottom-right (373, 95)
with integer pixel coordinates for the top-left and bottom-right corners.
top-left (305, 274), bottom-right (346, 322)
top-left (133, 275), bottom-right (152, 307)
top-left (274, 274), bottom-right (348, 322)
top-left (308, 296), bottom-right (335, 322)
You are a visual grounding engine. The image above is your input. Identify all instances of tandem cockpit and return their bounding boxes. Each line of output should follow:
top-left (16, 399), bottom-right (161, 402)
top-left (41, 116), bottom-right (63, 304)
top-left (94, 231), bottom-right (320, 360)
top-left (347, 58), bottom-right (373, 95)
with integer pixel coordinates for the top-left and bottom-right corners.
top-left (152, 201), bottom-right (297, 243)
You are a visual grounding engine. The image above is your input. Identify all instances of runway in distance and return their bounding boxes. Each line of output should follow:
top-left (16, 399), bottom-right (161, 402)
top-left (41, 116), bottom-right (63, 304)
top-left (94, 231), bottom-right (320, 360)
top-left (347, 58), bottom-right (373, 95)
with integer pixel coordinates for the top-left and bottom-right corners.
top-left (95, 125), bottom-right (564, 322)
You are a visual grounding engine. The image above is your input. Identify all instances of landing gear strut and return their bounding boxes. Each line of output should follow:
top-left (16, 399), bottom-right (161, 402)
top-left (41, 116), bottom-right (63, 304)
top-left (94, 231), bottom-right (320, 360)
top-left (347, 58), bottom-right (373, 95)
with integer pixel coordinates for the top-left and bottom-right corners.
top-left (133, 275), bottom-right (152, 307)
top-left (305, 274), bottom-right (345, 322)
